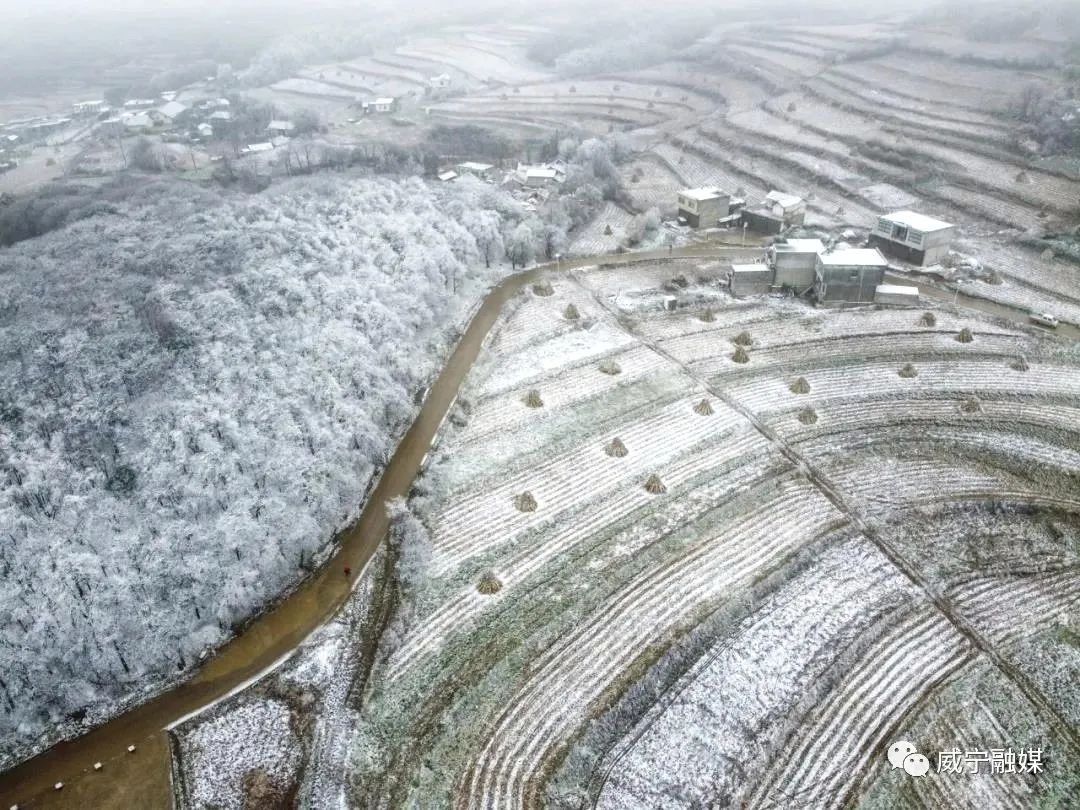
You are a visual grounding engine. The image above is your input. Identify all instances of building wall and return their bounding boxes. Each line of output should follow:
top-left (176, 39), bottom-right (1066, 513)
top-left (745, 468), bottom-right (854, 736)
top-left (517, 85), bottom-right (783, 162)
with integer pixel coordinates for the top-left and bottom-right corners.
top-left (679, 195), bottom-right (730, 229)
top-left (773, 252), bottom-right (818, 290)
top-left (814, 263), bottom-right (886, 303)
top-left (742, 209), bottom-right (784, 235)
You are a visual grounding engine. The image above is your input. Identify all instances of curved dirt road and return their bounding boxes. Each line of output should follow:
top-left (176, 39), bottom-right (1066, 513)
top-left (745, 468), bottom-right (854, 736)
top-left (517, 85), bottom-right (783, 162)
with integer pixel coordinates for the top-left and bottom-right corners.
top-left (0, 243), bottom-right (1070, 809)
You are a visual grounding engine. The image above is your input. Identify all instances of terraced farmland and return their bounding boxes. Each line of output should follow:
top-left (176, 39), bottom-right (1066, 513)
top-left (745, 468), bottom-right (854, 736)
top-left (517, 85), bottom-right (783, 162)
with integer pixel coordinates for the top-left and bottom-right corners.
top-left (349, 261), bottom-right (1080, 808)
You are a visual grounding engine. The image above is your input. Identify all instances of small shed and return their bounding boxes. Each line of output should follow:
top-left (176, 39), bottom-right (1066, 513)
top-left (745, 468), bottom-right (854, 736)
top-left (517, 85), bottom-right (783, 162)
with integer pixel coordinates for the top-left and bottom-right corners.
top-left (869, 211), bottom-right (955, 266)
top-left (874, 284), bottom-right (920, 306)
top-left (437, 170), bottom-right (458, 182)
top-left (742, 190), bottom-right (806, 234)
top-left (730, 264), bottom-right (774, 296)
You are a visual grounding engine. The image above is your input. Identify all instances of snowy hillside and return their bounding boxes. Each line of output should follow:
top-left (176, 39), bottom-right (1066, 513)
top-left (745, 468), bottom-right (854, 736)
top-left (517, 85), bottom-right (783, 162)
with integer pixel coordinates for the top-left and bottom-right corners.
top-left (0, 175), bottom-right (513, 767)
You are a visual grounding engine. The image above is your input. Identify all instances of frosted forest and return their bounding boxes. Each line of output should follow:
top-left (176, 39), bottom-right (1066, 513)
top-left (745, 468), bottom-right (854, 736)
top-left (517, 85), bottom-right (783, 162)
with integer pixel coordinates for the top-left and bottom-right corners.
top-left (0, 173), bottom-right (525, 766)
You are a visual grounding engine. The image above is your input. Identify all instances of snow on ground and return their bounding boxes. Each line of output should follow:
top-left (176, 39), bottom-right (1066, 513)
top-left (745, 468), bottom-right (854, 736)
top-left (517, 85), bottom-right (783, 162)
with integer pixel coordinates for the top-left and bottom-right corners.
top-left (344, 261), bottom-right (1080, 807)
top-left (178, 699), bottom-right (303, 810)
top-left (595, 537), bottom-right (911, 809)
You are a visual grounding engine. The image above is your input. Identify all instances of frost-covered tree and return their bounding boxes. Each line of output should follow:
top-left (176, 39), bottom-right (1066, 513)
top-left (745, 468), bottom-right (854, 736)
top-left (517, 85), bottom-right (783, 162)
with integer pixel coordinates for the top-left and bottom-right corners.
top-left (0, 173), bottom-right (519, 768)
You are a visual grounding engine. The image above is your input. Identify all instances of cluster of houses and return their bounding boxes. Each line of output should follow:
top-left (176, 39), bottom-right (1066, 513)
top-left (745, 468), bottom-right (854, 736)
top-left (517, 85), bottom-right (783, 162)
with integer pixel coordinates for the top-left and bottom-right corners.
top-left (437, 159), bottom-right (568, 208)
top-left (731, 213), bottom-right (954, 306)
top-left (89, 95), bottom-right (235, 140)
top-left (673, 184), bottom-right (956, 305)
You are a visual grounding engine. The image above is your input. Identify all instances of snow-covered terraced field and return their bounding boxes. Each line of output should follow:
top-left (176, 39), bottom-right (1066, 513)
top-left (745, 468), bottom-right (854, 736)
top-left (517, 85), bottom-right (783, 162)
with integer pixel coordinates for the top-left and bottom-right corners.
top-left (350, 191), bottom-right (1080, 807)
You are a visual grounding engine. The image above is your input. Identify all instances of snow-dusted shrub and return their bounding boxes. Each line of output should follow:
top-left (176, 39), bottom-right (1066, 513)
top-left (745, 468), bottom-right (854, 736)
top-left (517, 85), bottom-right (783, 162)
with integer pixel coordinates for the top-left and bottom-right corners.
top-left (699, 308), bottom-right (715, 323)
top-left (598, 359), bottom-right (622, 375)
top-left (532, 281), bottom-right (555, 297)
top-left (0, 174), bottom-right (511, 767)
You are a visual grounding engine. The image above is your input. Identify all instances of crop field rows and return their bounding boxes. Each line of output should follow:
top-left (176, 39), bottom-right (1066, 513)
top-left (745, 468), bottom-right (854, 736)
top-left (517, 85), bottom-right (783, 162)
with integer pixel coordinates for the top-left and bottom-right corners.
top-left (353, 264), bottom-right (1080, 808)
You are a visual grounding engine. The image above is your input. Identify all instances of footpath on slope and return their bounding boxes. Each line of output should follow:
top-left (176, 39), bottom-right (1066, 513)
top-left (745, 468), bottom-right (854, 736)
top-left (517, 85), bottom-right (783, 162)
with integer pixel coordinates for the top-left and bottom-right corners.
top-left (1, 241), bottom-right (1072, 809)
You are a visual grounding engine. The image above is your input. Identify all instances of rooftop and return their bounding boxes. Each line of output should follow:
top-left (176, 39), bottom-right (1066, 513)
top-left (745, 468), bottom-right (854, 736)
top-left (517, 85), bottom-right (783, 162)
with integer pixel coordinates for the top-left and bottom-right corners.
top-left (680, 187), bottom-right (726, 201)
top-left (458, 161), bottom-right (494, 172)
top-left (818, 248), bottom-right (889, 267)
top-left (374, 97), bottom-right (396, 105)
top-left (775, 238), bottom-right (824, 253)
top-left (159, 101), bottom-right (188, 118)
top-left (875, 284), bottom-right (919, 295)
top-left (731, 263), bottom-right (771, 274)
top-left (764, 190), bottom-right (802, 208)
top-left (880, 210), bottom-right (953, 232)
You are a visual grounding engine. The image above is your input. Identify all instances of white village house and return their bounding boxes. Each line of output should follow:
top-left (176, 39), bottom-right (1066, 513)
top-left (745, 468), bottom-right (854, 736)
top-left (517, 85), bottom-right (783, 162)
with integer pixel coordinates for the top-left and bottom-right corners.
top-left (869, 210), bottom-right (955, 267)
top-left (677, 187), bottom-right (730, 229)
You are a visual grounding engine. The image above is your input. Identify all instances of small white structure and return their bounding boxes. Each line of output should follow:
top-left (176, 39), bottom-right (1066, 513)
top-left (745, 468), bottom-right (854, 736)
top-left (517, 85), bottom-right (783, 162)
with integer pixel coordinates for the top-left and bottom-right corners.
top-left (742, 190), bottom-right (806, 233)
top-left (430, 73), bottom-right (452, 89)
top-left (456, 161), bottom-right (495, 178)
top-left (677, 187), bottom-right (730, 228)
top-left (437, 169), bottom-right (458, 182)
top-left (870, 210), bottom-right (955, 266)
top-left (123, 99), bottom-right (157, 109)
top-left (72, 100), bottom-right (106, 116)
top-left (209, 110), bottom-right (232, 122)
top-left (196, 122), bottom-right (214, 139)
top-left (516, 163), bottom-right (560, 187)
top-left (122, 112), bottom-right (154, 132)
top-left (874, 283), bottom-right (920, 306)
top-left (241, 141), bottom-right (275, 154)
top-left (362, 97), bottom-right (398, 114)
top-left (158, 101), bottom-right (188, 121)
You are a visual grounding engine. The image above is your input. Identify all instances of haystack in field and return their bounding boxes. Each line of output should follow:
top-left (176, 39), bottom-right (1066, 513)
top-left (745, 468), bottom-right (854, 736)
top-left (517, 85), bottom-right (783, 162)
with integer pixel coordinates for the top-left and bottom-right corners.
top-left (694, 398), bottom-right (714, 415)
top-left (956, 327), bottom-right (974, 343)
top-left (644, 474), bottom-right (667, 494)
top-left (477, 571), bottom-right (503, 595)
top-left (960, 395), bottom-right (982, 413)
top-left (524, 389), bottom-right (544, 408)
top-left (599, 359), bottom-right (622, 375)
top-left (514, 491), bottom-right (538, 512)
top-left (899, 363), bottom-right (918, 378)
top-left (700, 308), bottom-right (715, 323)
top-left (605, 437), bottom-right (629, 457)
top-left (532, 281), bottom-right (554, 296)
top-left (732, 331), bottom-right (753, 346)
top-left (564, 303), bottom-right (580, 321)
top-left (1011, 356), bottom-right (1030, 372)
top-left (789, 377), bottom-right (810, 394)
top-left (798, 407), bottom-right (818, 425)
top-left (918, 312), bottom-right (936, 327)
top-left (732, 345), bottom-right (750, 363)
